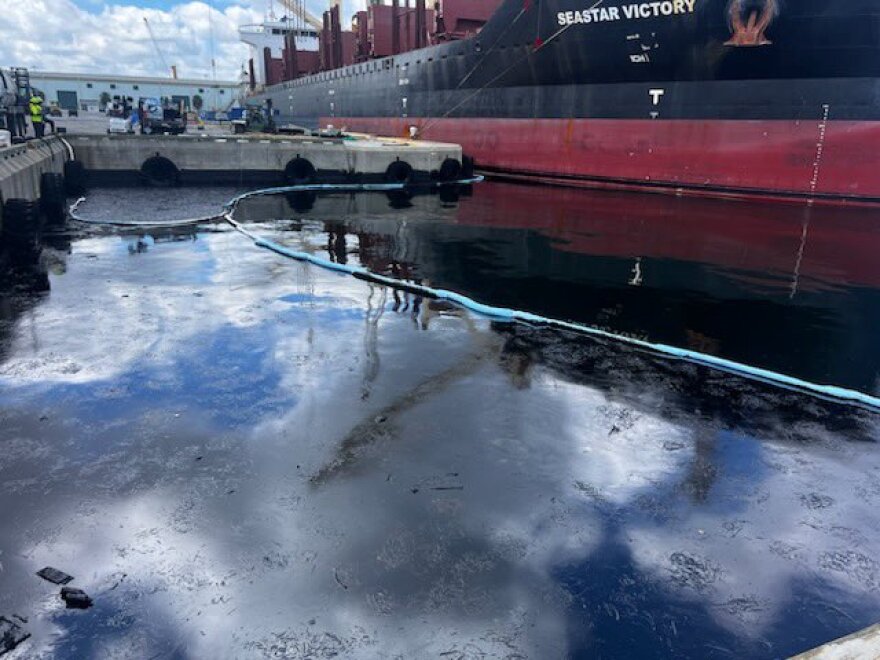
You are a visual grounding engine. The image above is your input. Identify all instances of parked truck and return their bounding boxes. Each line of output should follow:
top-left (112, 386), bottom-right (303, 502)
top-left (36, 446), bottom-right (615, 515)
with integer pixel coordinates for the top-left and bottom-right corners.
top-left (137, 97), bottom-right (187, 135)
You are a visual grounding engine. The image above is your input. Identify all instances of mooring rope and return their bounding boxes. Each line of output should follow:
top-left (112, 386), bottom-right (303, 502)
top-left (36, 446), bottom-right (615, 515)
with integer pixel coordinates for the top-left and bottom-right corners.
top-left (68, 181), bottom-right (880, 413)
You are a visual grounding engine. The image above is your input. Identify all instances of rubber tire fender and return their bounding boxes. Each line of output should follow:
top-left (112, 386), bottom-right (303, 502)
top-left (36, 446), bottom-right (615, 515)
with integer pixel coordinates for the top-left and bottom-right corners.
top-left (461, 155), bottom-right (475, 179)
top-left (284, 157), bottom-right (316, 185)
top-left (385, 160), bottom-right (413, 184)
top-left (40, 172), bottom-right (66, 221)
top-left (2, 198), bottom-right (40, 239)
top-left (438, 158), bottom-right (462, 181)
top-left (140, 155), bottom-right (180, 187)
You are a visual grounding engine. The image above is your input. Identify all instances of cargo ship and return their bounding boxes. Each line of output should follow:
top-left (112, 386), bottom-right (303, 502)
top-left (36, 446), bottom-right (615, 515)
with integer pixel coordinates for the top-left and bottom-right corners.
top-left (245, 0), bottom-right (880, 203)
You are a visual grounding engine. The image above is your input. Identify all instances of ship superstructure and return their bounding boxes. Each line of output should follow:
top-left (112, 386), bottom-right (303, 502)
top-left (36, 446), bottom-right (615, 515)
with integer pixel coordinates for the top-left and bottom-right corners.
top-left (239, 1), bottom-right (324, 90)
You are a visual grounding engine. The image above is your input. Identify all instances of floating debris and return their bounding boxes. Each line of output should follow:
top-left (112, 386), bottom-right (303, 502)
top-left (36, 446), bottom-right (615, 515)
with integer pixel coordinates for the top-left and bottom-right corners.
top-left (60, 587), bottom-right (93, 610)
top-left (36, 567), bottom-right (73, 585)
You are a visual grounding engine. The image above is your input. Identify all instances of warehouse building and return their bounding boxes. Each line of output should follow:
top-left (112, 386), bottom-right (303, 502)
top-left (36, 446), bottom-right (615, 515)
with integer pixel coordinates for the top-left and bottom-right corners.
top-left (27, 71), bottom-right (243, 113)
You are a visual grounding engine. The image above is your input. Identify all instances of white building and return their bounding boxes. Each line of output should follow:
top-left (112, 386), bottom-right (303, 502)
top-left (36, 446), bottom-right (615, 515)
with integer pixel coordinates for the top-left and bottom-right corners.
top-left (27, 71), bottom-right (243, 113)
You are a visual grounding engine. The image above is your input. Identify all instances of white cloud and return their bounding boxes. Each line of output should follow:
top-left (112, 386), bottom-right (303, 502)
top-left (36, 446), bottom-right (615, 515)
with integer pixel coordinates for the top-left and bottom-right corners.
top-left (1, 1), bottom-right (374, 79)
top-left (0, 0), bottom-right (264, 80)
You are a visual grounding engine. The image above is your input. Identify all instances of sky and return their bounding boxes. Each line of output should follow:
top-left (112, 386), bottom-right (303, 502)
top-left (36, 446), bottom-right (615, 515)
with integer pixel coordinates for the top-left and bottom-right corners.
top-left (1, 0), bottom-right (367, 81)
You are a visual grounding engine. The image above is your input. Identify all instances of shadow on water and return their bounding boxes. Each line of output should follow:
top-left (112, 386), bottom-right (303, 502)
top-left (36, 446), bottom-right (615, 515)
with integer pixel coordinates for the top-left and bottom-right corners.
top-left (0, 228), bottom-right (71, 365)
top-left (491, 323), bottom-right (878, 442)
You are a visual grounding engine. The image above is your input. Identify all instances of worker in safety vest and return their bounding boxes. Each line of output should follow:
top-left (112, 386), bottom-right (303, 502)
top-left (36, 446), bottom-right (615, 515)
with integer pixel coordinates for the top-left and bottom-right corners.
top-left (29, 93), bottom-right (45, 138)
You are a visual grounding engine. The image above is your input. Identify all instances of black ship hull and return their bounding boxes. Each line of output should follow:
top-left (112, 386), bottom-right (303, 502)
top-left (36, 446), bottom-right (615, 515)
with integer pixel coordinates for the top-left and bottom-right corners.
top-left (255, 0), bottom-right (880, 202)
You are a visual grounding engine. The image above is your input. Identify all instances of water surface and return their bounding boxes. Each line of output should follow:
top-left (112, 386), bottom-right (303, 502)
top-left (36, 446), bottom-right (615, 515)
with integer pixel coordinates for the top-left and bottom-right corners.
top-left (0, 183), bottom-right (878, 659)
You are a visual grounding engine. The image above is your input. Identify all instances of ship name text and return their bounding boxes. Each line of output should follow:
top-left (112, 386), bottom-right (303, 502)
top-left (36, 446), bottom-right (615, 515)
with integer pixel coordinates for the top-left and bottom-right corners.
top-left (558, 1), bottom-right (697, 26)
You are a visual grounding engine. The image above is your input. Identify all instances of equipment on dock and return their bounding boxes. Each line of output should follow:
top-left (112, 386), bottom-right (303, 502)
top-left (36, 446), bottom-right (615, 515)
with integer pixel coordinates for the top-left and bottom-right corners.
top-left (137, 97), bottom-right (187, 135)
top-left (232, 100), bottom-right (278, 134)
top-left (0, 68), bottom-right (31, 141)
top-left (107, 116), bottom-right (136, 135)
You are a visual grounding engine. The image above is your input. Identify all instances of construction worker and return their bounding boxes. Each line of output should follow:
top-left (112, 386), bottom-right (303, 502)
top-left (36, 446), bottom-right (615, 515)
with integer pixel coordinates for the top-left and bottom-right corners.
top-left (29, 92), bottom-right (44, 138)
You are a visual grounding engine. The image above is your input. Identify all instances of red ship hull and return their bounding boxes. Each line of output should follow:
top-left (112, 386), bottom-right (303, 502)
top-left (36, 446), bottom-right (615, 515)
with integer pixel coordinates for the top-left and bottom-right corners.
top-left (326, 117), bottom-right (880, 203)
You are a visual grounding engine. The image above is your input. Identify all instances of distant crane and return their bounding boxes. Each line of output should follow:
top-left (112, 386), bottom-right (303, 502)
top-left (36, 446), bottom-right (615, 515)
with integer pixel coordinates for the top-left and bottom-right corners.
top-left (143, 16), bottom-right (177, 79)
top-left (207, 0), bottom-right (217, 82)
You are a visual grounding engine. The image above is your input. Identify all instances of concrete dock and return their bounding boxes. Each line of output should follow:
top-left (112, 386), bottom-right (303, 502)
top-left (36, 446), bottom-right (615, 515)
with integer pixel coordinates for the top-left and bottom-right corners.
top-left (791, 623), bottom-right (880, 659)
top-left (0, 137), bottom-right (69, 231)
top-left (0, 130), bottom-right (462, 236)
top-left (67, 132), bottom-right (463, 186)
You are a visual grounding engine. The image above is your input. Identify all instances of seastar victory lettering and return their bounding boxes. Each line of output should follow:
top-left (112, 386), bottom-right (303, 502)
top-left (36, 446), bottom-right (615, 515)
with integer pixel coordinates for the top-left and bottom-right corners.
top-left (558, 1), bottom-right (697, 25)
